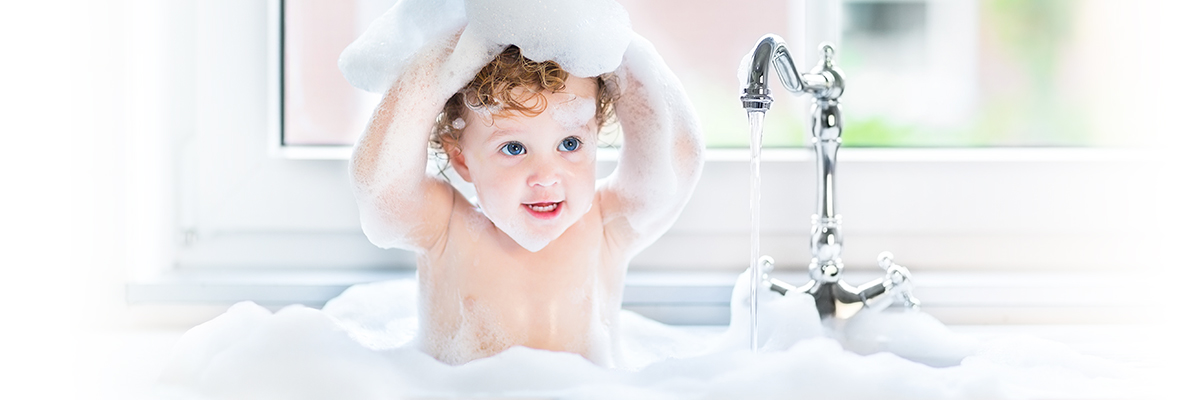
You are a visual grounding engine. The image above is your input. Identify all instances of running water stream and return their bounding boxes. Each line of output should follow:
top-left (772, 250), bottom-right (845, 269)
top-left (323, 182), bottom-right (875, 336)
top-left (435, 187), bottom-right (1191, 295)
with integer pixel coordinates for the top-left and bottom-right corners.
top-left (747, 110), bottom-right (766, 352)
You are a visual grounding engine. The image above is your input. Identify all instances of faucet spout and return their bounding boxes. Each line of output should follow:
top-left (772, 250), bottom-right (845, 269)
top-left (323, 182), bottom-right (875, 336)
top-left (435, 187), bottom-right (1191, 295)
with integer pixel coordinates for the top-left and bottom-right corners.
top-left (741, 34), bottom-right (845, 112)
top-left (741, 34), bottom-right (784, 110)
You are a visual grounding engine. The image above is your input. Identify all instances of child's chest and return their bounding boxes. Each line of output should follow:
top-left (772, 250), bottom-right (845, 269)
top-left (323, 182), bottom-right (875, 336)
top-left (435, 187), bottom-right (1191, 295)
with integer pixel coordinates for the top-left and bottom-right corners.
top-left (423, 206), bottom-right (623, 345)
top-left (438, 204), bottom-right (613, 290)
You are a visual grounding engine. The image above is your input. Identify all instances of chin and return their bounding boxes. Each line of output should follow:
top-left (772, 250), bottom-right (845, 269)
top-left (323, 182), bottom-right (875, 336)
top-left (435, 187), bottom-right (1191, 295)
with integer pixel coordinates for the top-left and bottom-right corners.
top-left (511, 234), bottom-right (554, 253)
top-left (498, 217), bottom-right (573, 253)
top-left (487, 200), bottom-right (588, 253)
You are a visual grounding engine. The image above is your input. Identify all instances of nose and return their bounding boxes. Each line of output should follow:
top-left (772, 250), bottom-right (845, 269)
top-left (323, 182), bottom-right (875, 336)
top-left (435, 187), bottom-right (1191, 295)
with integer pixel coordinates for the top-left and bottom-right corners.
top-left (526, 157), bottom-right (561, 188)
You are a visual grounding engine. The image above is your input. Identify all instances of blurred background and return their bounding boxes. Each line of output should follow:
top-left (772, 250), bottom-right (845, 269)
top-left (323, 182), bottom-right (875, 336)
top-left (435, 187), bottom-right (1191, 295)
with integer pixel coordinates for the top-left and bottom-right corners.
top-left (3, 0), bottom-right (1198, 398)
top-left (284, 0), bottom-right (1158, 148)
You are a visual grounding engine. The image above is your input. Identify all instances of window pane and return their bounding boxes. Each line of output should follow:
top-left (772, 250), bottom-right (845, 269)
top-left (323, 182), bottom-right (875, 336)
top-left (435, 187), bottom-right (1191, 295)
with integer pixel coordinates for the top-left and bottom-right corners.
top-left (621, 0), bottom-right (802, 148)
top-left (282, 0), bottom-right (387, 146)
top-left (840, 1), bottom-right (934, 147)
top-left (629, 0), bottom-right (1146, 148)
top-left (282, 0), bottom-right (1146, 148)
top-left (838, 0), bottom-right (1118, 147)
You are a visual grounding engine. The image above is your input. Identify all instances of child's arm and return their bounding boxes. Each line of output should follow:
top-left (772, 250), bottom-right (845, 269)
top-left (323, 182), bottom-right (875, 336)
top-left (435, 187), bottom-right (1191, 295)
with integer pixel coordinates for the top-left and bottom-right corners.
top-left (598, 35), bottom-right (705, 255)
top-left (349, 33), bottom-right (476, 252)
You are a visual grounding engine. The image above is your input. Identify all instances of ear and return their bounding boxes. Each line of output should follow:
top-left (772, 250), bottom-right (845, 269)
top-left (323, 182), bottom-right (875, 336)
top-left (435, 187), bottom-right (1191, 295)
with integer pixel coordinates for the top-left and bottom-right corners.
top-left (447, 145), bottom-right (473, 183)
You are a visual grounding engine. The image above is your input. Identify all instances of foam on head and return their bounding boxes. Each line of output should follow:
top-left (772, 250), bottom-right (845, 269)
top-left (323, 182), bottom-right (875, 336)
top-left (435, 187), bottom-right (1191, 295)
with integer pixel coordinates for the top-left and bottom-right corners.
top-left (549, 95), bottom-right (598, 130)
top-left (463, 0), bottom-right (631, 77)
top-left (464, 98), bottom-right (500, 126)
top-left (340, 0), bottom-right (633, 96)
top-left (338, 0), bottom-right (468, 94)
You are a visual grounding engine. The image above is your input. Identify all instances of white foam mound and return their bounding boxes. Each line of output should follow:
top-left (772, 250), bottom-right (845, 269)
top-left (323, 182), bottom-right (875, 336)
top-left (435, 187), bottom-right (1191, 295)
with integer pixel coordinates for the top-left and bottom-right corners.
top-left (154, 273), bottom-right (1146, 399)
top-left (338, 0), bottom-right (468, 94)
top-left (463, 0), bottom-right (631, 77)
top-left (339, 0), bottom-right (632, 94)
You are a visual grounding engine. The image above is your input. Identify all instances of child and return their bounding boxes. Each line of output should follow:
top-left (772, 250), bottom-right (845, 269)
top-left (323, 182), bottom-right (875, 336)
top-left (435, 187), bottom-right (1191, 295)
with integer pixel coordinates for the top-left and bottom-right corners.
top-left (349, 29), bottom-right (703, 366)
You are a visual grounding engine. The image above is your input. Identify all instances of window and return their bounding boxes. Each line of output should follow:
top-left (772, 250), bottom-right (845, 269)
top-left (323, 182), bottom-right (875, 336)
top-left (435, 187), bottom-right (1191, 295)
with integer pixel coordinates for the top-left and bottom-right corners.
top-left (125, 0), bottom-right (1189, 325)
top-left (278, 0), bottom-right (387, 155)
top-left (837, 0), bottom-right (1134, 147)
top-left (172, 0), bottom-right (1154, 273)
top-left (276, 0), bottom-right (1148, 151)
top-left (629, 0), bottom-right (1144, 148)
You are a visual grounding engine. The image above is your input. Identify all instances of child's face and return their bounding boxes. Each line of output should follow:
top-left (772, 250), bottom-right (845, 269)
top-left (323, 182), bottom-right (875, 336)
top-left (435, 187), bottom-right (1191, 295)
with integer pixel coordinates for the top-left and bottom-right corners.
top-left (451, 75), bottom-right (600, 252)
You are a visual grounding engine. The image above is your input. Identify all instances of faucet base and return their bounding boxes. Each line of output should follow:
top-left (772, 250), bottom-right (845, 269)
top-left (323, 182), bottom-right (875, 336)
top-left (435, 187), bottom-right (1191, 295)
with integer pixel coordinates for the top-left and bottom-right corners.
top-left (765, 252), bottom-right (919, 320)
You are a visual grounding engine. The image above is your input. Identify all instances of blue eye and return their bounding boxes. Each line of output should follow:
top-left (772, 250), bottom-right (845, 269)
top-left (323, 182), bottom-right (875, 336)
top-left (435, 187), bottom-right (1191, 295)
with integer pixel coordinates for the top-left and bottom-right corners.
top-left (558, 137), bottom-right (581, 152)
top-left (501, 141), bottom-right (526, 156)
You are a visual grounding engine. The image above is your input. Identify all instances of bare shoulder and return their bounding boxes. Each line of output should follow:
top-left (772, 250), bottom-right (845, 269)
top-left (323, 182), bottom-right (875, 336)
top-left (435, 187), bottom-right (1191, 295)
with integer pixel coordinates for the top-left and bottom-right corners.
top-left (355, 175), bottom-right (458, 254)
top-left (445, 188), bottom-right (497, 243)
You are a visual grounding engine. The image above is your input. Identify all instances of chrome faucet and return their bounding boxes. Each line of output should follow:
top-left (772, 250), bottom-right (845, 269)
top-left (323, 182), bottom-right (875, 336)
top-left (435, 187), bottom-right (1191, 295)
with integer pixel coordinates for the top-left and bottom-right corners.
top-left (741, 34), bottom-right (919, 319)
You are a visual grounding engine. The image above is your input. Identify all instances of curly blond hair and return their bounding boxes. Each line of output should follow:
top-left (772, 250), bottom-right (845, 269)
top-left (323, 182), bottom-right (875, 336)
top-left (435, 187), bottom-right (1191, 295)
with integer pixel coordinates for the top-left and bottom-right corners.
top-left (431, 45), bottom-right (619, 155)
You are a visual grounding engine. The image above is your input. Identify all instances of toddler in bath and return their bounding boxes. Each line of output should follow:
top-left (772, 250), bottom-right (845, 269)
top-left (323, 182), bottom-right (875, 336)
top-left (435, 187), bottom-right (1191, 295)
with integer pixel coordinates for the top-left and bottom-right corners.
top-left (345, 3), bottom-right (703, 367)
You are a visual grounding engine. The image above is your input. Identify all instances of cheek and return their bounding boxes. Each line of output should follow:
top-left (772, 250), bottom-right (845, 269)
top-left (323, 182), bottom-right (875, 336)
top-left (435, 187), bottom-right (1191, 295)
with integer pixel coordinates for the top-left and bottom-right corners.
top-left (476, 169), bottom-right (519, 200)
top-left (564, 139), bottom-right (598, 169)
top-left (570, 180), bottom-right (596, 216)
top-left (579, 150), bottom-right (598, 181)
top-left (568, 161), bottom-right (598, 198)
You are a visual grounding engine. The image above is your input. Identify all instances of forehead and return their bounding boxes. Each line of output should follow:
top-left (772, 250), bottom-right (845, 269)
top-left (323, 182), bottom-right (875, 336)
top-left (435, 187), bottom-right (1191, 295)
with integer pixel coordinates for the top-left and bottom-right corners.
top-left (560, 74), bottom-right (598, 99)
top-left (505, 74), bottom-right (599, 108)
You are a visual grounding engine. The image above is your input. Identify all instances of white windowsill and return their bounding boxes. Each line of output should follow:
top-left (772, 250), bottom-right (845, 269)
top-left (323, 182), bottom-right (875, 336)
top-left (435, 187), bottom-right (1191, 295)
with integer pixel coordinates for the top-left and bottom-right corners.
top-left (127, 269), bottom-right (1149, 326)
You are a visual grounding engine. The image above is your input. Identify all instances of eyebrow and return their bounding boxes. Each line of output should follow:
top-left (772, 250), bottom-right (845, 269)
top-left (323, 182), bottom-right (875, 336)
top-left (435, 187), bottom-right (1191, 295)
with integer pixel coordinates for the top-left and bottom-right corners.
top-left (483, 129), bottom-right (523, 146)
top-left (488, 129), bottom-right (520, 139)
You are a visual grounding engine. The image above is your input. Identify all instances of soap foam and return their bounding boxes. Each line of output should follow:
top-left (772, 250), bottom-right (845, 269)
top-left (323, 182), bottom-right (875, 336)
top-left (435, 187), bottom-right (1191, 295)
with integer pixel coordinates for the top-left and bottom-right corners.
top-left (474, 199), bottom-right (553, 252)
top-left (713, 268), bottom-right (824, 353)
top-left (549, 95), bottom-right (597, 130)
top-left (340, 0), bottom-right (632, 96)
top-left (463, 0), bottom-right (631, 78)
top-left (464, 98), bottom-right (500, 126)
top-left (601, 33), bottom-right (705, 241)
top-left (321, 279), bottom-right (419, 350)
top-left (834, 306), bottom-right (980, 368)
top-left (338, 0), bottom-right (468, 94)
top-left (155, 275), bottom-right (1149, 399)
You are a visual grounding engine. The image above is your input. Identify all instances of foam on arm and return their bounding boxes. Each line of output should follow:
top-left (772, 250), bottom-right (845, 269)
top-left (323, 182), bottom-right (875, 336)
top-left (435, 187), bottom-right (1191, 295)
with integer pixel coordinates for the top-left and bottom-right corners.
top-left (601, 34), bottom-right (705, 254)
top-left (349, 33), bottom-right (486, 251)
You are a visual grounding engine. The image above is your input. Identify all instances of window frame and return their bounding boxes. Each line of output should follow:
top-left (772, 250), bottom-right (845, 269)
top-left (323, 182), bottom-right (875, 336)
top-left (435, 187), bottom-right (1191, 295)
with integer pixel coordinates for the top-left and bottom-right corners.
top-left (168, 0), bottom-right (1142, 275)
top-left (113, 0), bottom-right (1183, 326)
top-left (267, 0), bottom-right (358, 160)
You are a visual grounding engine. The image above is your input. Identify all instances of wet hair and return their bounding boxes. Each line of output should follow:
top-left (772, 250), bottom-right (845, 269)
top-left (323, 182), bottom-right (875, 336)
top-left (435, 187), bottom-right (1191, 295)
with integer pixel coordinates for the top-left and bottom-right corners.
top-left (430, 45), bottom-right (619, 156)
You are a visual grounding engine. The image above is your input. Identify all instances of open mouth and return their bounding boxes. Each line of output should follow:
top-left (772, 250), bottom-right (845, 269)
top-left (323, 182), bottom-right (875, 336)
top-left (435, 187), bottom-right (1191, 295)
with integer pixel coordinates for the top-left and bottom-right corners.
top-left (523, 201), bottom-right (563, 219)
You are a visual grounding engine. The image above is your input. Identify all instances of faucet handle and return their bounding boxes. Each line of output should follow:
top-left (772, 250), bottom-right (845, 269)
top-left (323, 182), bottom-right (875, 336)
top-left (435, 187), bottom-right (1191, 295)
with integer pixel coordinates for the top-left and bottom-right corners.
top-left (876, 251), bottom-right (895, 269)
top-left (758, 255), bottom-right (776, 289)
top-left (759, 255), bottom-right (776, 275)
top-left (819, 42), bottom-right (836, 66)
top-left (877, 251), bottom-right (921, 310)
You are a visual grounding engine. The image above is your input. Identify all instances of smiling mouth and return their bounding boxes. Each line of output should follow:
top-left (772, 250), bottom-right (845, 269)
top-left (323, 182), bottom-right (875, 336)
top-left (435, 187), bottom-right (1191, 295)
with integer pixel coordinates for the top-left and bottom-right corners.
top-left (523, 201), bottom-right (563, 218)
